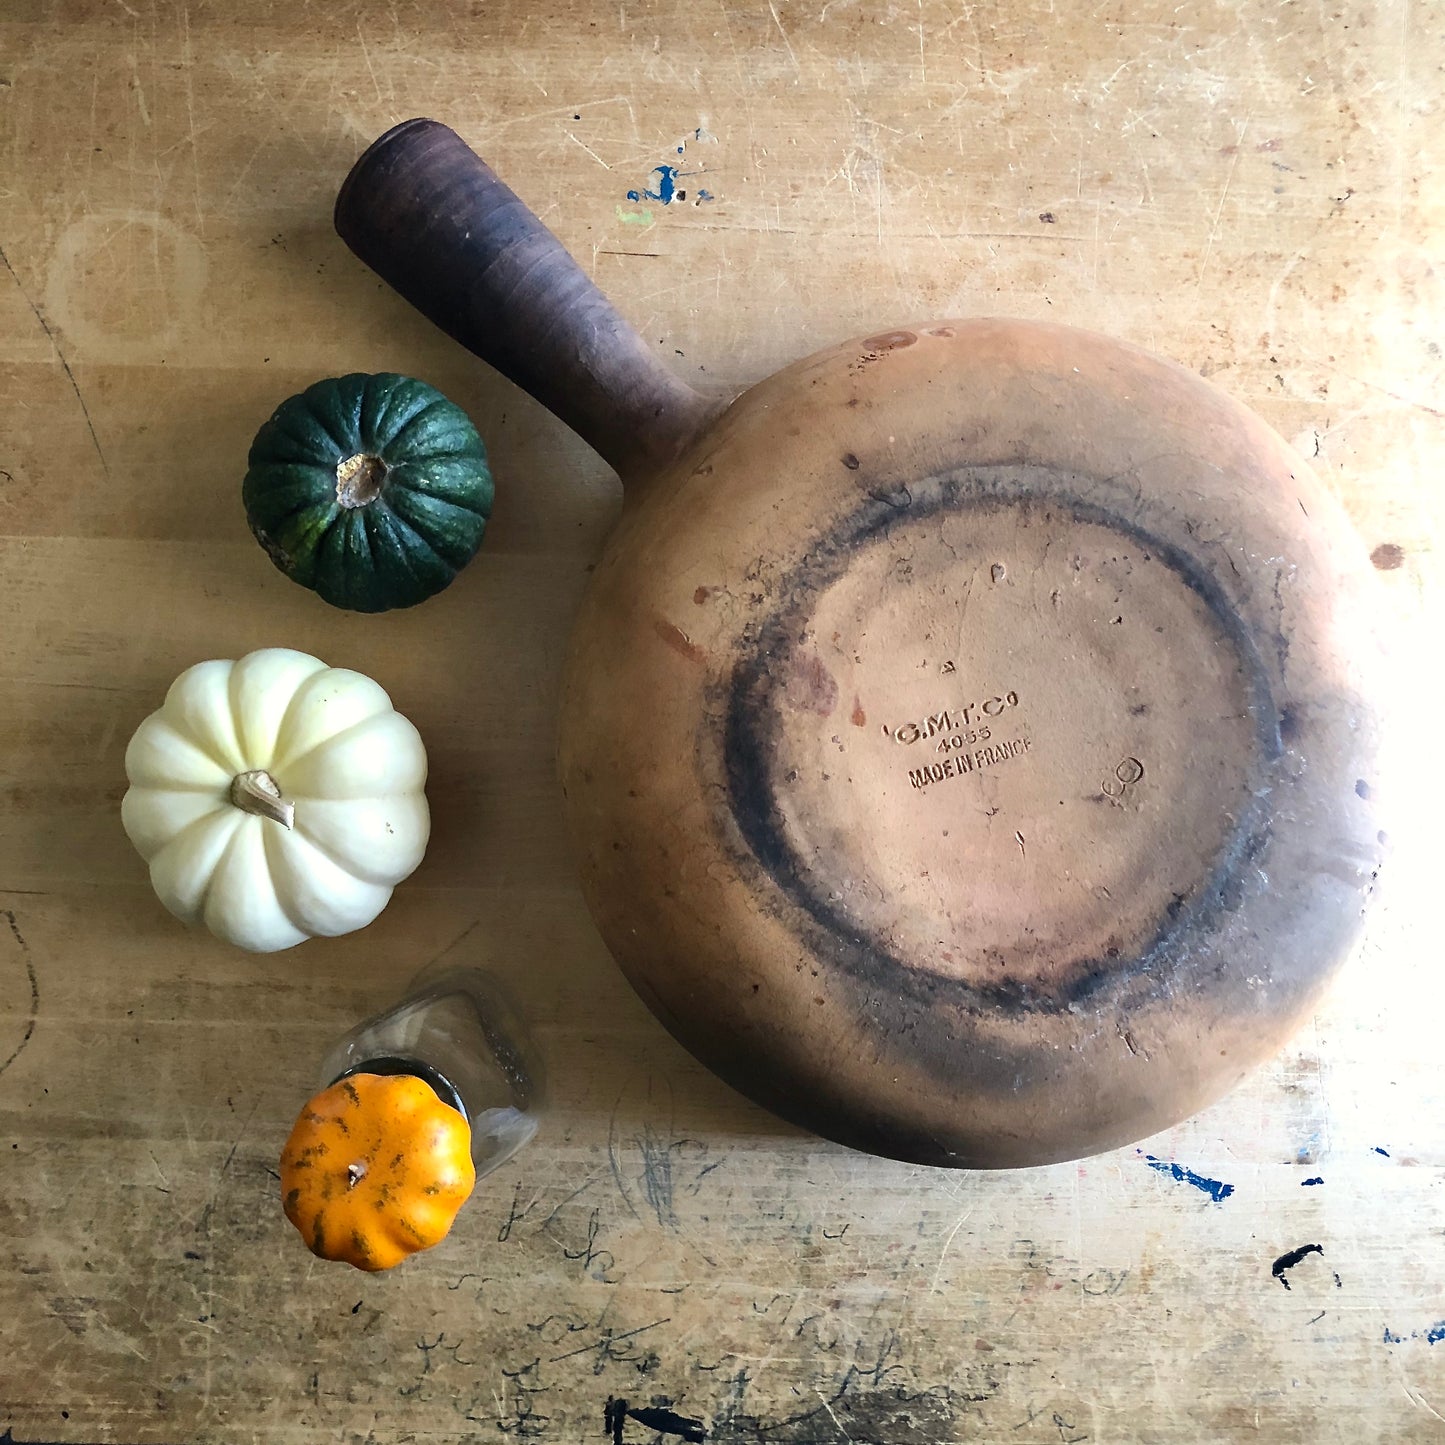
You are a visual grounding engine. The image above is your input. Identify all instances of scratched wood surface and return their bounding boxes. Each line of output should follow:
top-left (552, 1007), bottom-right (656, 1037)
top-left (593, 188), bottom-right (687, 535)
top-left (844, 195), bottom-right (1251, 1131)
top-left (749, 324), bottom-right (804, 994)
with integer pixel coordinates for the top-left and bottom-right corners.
top-left (2, 1), bottom-right (1443, 1440)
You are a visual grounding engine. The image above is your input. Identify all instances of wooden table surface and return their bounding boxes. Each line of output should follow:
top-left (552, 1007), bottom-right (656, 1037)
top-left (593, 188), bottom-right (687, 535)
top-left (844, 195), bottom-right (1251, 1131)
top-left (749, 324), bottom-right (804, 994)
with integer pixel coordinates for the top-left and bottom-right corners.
top-left (2, 2), bottom-right (1442, 1441)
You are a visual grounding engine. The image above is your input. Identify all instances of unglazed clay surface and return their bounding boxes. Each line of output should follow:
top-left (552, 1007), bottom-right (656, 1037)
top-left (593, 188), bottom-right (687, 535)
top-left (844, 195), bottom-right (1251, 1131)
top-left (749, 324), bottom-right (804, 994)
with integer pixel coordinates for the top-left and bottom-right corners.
top-left (559, 320), bottom-right (1387, 1166)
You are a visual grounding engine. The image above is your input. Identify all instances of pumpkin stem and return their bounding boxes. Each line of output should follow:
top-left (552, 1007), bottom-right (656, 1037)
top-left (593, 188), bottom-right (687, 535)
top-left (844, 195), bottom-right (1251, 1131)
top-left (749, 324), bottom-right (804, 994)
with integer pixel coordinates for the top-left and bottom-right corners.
top-left (335, 452), bottom-right (387, 508)
top-left (230, 770), bottom-right (295, 829)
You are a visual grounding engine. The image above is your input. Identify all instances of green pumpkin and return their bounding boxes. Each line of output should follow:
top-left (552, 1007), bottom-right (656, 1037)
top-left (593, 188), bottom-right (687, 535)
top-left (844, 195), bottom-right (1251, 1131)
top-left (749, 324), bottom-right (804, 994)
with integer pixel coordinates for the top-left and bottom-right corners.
top-left (243, 373), bottom-right (493, 612)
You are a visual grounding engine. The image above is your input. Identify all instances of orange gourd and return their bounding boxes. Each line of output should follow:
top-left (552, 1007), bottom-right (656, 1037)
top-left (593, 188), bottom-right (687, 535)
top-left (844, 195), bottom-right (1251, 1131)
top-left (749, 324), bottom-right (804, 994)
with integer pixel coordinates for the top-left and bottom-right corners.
top-left (279, 1072), bottom-right (475, 1271)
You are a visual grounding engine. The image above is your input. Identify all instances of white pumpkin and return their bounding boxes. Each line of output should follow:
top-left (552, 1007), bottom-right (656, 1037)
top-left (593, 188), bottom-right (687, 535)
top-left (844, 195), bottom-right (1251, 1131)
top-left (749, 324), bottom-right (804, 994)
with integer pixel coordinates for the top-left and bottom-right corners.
top-left (122, 648), bottom-right (430, 952)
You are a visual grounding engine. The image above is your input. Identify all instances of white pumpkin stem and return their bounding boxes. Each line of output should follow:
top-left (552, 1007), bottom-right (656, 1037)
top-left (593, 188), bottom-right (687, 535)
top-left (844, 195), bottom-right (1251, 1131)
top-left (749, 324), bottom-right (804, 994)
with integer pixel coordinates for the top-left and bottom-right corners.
top-left (230, 770), bottom-right (295, 829)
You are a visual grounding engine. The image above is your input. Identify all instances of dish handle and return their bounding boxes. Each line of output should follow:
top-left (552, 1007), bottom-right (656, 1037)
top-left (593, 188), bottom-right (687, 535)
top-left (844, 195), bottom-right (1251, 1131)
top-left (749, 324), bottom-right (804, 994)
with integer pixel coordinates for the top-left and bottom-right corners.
top-left (335, 118), bottom-right (716, 482)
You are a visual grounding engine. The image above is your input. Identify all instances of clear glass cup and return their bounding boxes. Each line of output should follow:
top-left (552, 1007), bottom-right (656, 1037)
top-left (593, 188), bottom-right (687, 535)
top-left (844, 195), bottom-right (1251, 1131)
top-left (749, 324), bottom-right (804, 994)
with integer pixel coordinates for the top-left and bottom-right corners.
top-left (317, 964), bottom-right (542, 1176)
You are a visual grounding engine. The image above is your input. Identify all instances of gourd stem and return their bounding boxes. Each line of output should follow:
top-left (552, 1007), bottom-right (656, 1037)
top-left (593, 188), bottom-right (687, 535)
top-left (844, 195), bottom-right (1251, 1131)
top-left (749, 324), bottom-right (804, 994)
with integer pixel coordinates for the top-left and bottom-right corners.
top-left (336, 452), bottom-right (387, 508)
top-left (230, 770), bottom-right (295, 829)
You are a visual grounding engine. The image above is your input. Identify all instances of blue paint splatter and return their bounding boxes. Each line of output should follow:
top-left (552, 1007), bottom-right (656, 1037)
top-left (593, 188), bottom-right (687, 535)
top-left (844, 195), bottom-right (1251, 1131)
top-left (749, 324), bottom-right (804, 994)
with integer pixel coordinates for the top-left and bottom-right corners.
top-left (1373, 1146), bottom-right (1390, 1157)
top-left (1301, 1176), bottom-right (1324, 1186)
top-left (624, 142), bottom-right (716, 207)
top-left (627, 164), bottom-right (680, 205)
top-left (1141, 1155), bottom-right (1235, 1202)
top-left (1383, 1321), bottom-right (1445, 1345)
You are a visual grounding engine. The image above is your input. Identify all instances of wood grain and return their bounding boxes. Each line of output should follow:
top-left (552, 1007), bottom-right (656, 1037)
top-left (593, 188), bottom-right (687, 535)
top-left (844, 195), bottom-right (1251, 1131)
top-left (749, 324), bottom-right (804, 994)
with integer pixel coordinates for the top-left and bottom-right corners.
top-left (1, 1), bottom-right (1441, 1440)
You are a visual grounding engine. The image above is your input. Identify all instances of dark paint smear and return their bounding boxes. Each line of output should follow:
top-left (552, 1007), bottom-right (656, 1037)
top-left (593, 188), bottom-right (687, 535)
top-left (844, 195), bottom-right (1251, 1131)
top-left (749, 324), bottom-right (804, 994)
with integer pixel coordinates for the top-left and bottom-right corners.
top-left (721, 475), bottom-right (1280, 1023)
top-left (1370, 542), bottom-right (1405, 570)
top-left (605, 1397), bottom-right (706, 1443)
top-left (1272, 1242), bottom-right (1324, 1289)
top-left (654, 619), bottom-right (705, 664)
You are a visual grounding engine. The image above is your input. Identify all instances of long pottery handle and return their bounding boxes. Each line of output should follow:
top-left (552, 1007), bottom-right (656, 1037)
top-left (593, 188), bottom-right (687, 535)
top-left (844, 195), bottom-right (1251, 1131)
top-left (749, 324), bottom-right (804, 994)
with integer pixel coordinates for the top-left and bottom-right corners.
top-left (335, 118), bottom-right (715, 482)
